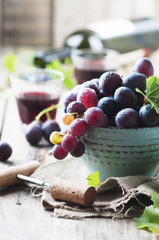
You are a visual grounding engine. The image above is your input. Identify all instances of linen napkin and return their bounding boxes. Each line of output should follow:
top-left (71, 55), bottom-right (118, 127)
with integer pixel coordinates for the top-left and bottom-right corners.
top-left (30, 156), bottom-right (159, 219)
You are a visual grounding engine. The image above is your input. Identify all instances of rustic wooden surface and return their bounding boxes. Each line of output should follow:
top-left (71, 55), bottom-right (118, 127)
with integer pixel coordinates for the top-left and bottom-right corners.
top-left (1, 0), bottom-right (52, 46)
top-left (0, 51), bottom-right (159, 240)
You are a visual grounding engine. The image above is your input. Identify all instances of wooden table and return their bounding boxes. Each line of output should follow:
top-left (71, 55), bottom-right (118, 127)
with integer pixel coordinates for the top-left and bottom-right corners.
top-left (0, 50), bottom-right (159, 240)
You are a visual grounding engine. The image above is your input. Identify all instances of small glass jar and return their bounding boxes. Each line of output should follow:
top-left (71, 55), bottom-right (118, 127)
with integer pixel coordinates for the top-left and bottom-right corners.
top-left (71, 48), bottom-right (119, 84)
top-left (10, 68), bottom-right (64, 124)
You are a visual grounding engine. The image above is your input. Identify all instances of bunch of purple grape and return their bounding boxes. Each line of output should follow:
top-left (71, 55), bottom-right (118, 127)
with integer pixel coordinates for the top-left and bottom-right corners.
top-left (50, 57), bottom-right (158, 160)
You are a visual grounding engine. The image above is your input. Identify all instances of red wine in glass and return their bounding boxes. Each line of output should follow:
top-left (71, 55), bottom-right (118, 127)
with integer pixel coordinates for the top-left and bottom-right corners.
top-left (75, 68), bottom-right (115, 84)
top-left (73, 49), bottom-right (118, 84)
top-left (16, 92), bottom-right (59, 124)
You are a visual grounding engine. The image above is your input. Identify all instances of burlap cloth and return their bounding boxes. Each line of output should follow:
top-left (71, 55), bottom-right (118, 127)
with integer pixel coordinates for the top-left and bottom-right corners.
top-left (30, 156), bottom-right (159, 219)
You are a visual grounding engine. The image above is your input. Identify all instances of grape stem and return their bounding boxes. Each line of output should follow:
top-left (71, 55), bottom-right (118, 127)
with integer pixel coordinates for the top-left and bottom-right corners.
top-left (35, 104), bottom-right (63, 123)
top-left (46, 112), bottom-right (51, 120)
top-left (72, 112), bottom-right (79, 118)
top-left (135, 87), bottom-right (152, 105)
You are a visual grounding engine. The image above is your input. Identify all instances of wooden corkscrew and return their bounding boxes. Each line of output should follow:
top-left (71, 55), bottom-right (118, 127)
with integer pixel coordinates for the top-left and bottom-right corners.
top-left (0, 161), bottom-right (96, 207)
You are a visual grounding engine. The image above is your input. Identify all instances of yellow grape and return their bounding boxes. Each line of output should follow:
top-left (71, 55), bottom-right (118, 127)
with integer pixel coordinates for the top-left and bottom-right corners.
top-left (62, 113), bottom-right (75, 125)
top-left (50, 131), bottom-right (63, 144)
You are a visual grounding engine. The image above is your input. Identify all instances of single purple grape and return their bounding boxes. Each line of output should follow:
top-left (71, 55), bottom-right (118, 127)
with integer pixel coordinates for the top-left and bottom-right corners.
top-left (70, 119), bottom-right (88, 137)
top-left (66, 101), bottom-right (86, 116)
top-left (139, 104), bottom-right (159, 127)
top-left (134, 57), bottom-right (154, 78)
top-left (0, 142), bottom-right (12, 162)
top-left (99, 72), bottom-right (122, 96)
top-left (52, 144), bottom-right (68, 160)
top-left (123, 73), bottom-right (146, 92)
top-left (85, 107), bottom-right (105, 127)
top-left (70, 139), bottom-right (85, 157)
top-left (97, 96), bottom-right (117, 117)
top-left (115, 108), bottom-right (139, 128)
top-left (61, 133), bottom-right (77, 152)
top-left (63, 90), bottom-right (77, 112)
top-left (25, 120), bottom-right (43, 146)
top-left (77, 88), bottom-right (97, 109)
top-left (42, 120), bottom-right (61, 143)
top-left (114, 86), bottom-right (137, 109)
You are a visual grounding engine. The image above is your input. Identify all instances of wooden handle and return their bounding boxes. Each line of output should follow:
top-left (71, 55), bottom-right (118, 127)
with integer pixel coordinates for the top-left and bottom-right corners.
top-left (0, 161), bottom-right (40, 188)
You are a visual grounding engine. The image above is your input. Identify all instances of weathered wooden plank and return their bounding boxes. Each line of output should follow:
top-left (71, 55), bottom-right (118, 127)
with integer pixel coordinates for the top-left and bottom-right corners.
top-left (0, 186), bottom-right (157, 240)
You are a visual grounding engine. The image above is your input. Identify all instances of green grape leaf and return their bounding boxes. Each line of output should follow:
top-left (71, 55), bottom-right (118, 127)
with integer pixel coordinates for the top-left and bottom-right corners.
top-left (3, 53), bottom-right (18, 73)
top-left (152, 193), bottom-right (159, 208)
top-left (145, 76), bottom-right (159, 113)
top-left (46, 59), bottom-right (76, 89)
top-left (134, 205), bottom-right (159, 235)
top-left (86, 171), bottom-right (100, 188)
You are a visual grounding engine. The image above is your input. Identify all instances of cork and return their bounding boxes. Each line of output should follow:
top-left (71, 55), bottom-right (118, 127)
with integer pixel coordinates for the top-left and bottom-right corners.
top-left (51, 179), bottom-right (96, 207)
